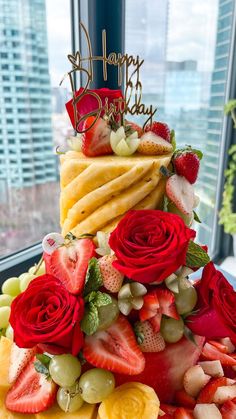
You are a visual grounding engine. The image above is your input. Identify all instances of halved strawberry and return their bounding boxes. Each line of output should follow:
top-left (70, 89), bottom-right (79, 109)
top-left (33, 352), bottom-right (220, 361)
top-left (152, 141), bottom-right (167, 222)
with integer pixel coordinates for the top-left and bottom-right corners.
top-left (208, 340), bottom-right (229, 354)
top-left (139, 291), bottom-right (160, 322)
top-left (202, 343), bottom-right (236, 366)
top-left (145, 121), bottom-right (171, 142)
top-left (175, 389), bottom-right (196, 409)
top-left (221, 399), bottom-right (236, 418)
top-left (166, 174), bottom-right (195, 215)
top-left (6, 357), bottom-right (57, 413)
top-left (81, 116), bottom-right (112, 156)
top-left (174, 407), bottom-right (194, 419)
top-left (9, 343), bottom-right (37, 384)
top-left (48, 238), bottom-right (95, 295)
top-left (115, 336), bottom-right (205, 403)
top-left (197, 377), bottom-right (228, 403)
top-left (156, 289), bottom-right (179, 320)
top-left (83, 315), bottom-right (145, 375)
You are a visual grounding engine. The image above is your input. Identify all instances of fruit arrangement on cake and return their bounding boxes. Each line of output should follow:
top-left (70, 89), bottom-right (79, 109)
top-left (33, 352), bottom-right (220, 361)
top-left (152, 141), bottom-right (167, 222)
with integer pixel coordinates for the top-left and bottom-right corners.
top-left (1, 36), bottom-right (236, 416)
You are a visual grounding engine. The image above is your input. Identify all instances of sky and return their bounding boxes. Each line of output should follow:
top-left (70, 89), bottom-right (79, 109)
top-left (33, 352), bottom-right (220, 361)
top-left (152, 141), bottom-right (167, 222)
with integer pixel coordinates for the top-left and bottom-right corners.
top-left (45, 0), bottom-right (219, 87)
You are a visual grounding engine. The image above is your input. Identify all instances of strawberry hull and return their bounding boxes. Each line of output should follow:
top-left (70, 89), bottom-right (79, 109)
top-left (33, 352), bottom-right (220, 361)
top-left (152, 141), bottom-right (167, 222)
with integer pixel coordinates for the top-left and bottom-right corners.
top-left (114, 336), bottom-right (205, 403)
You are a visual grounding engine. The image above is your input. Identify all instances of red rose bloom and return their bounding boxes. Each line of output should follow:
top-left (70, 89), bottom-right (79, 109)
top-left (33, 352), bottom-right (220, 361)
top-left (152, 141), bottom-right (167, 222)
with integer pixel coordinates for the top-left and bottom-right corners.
top-left (187, 263), bottom-right (236, 344)
top-left (66, 87), bottom-right (123, 131)
top-left (109, 210), bottom-right (196, 283)
top-left (10, 275), bottom-right (84, 355)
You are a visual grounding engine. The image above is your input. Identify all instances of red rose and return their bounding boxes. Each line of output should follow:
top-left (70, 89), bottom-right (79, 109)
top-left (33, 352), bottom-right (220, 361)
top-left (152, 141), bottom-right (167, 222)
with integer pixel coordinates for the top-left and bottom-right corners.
top-left (10, 275), bottom-right (84, 355)
top-left (109, 210), bottom-right (196, 283)
top-left (66, 87), bottom-right (123, 131)
top-left (187, 263), bottom-right (236, 344)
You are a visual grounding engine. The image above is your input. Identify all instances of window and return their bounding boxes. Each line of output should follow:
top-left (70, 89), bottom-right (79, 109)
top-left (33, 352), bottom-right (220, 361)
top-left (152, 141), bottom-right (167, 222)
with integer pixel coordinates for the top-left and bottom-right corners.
top-left (125, 0), bottom-right (235, 258)
top-left (0, 0), bottom-right (72, 259)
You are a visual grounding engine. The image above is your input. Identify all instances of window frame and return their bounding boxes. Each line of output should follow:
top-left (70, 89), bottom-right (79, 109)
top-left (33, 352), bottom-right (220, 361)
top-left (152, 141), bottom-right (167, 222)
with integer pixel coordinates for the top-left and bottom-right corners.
top-left (0, 0), bottom-right (235, 278)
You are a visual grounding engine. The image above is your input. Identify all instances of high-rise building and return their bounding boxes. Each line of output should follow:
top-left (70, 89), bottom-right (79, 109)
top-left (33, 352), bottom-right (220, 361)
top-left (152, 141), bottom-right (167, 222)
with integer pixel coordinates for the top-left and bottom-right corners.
top-left (0, 0), bottom-right (57, 188)
top-left (197, 0), bottom-right (235, 246)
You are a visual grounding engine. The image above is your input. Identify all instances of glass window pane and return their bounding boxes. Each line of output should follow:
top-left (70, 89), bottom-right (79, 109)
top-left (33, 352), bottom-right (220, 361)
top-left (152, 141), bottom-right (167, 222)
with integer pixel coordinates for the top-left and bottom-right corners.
top-left (0, 0), bottom-right (71, 259)
top-left (125, 0), bottom-right (235, 256)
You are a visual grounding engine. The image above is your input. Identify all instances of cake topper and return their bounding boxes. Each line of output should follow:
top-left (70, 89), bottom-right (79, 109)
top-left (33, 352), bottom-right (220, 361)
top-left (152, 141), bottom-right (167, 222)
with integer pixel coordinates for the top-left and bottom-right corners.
top-left (61, 22), bottom-right (157, 133)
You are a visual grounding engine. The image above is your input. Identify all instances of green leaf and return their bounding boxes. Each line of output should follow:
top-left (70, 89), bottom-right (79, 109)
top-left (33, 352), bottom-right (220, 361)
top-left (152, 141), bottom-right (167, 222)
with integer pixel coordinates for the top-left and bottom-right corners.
top-left (94, 291), bottom-right (112, 307)
top-left (184, 326), bottom-right (198, 346)
top-left (84, 258), bottom-right (103, 296)
top-left (170, 129), bottom-right (176, 151)
top-left (34, 361), bottom-right (50, 377)
top-left (84, 291), bottom-right (97, 303)
top-left (163, 195), bottom-right (169, 212)
top-left (186, 241), bottom-right (210, 268)
top-left (81, 303), bottom-right (99, 336)
top-left (36, 353), bottom-right (51, 368)
top-left (224, 99), bottom-right (236, 114)
top-left (193, 210), bottom-right (201, 224)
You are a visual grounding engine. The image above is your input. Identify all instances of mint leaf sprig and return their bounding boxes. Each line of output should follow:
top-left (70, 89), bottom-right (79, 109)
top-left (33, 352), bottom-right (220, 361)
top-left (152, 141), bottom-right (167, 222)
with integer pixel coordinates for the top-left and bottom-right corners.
top-left (83, 257), bottom-right (103, 296)
top-left (186, 241), bottom-right (210, 268)
top-left (34, 353), bottom-right (51, 378)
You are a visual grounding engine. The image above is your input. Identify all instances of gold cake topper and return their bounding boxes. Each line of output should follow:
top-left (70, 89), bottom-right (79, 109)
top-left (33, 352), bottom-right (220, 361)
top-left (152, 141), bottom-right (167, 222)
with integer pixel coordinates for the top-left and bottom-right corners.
top-left (61, 22), bottom-right (157, 133)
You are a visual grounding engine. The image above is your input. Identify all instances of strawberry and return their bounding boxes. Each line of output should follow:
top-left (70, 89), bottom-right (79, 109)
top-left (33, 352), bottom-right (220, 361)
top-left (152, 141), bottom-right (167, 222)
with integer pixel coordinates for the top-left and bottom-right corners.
top-left (138, 132), bottom-right (173, 155)
top-left (213, 385), bottom-right (236, 404)
top-left (126, 120), bottom-right (143, 138)
top-left (194, 404), bottom-right (222, 418)
top-left (166, 174), bottom-right (195, 215)
top-left (5, 357), bottom-right (56, 413)
top-left (83, 315), bottom-right (145, 375)
top-left (98, 254), bottom-right (124, 293)
top-left (48, 238), bottom-right (95, 294)
top-left (208, 340), bottom-right (229, 354)
top-left (81, 116), bottom-right (112, 157)
top-left (145, 121), bottom-right (171, 142)
top-left (173, 150), bottom-right (201, 184)
top-left (197, 377), bottom-right (228, 403)
top-left (135, 321), bottom-right (166, 352)
top-left (175, 389), bottom-right (196, 409)
top-left (202, 343), bottom-right (236, 366)
top-left (114, 336), bottom-right (205, 403)
top-left (139, 289), bottom-right (179, 333)
top-left (174, 407), bottom-right (194, 419)
top-left (198, 360), bottom-right (224, 378)
top-left (221, 399), bottom-right (236, 418)
top-left (9, 343), bottom-right (37, 384)
top-left (220, 338), bottom-right (236, 354)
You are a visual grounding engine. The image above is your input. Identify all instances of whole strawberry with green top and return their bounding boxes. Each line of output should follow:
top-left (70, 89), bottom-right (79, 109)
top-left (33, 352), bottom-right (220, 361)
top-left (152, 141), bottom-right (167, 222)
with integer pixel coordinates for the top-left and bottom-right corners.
top-left (173, 146), bottom-right (203, 184)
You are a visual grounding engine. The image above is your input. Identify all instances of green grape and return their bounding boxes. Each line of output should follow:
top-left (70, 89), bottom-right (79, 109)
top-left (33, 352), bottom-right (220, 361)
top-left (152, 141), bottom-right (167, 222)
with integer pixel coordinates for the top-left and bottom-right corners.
top-left (79, 368), bottom-right (115, 404)
top-left (175, 286), bottom-right (198, 315)
top-left (20, 273), bottom-right (36, 292)
top-left (97, 297), bottom-right (119, 331)
top-left (49, 354), bottom-right (81, 387)
top-left (161, 317), bottom-right (184, 343)
top-left (2, 277), bottom-right (21, 297)
top-left (57, 383), bottom-right (84, 413)
top-left (0, 294), bottom-right (13, 307)
top-left (6, 325), bottom-right (14, 340)
top-left (0, 306), bottom-right (11, 328)
top-left (28, 261), bottom-right (45, 276)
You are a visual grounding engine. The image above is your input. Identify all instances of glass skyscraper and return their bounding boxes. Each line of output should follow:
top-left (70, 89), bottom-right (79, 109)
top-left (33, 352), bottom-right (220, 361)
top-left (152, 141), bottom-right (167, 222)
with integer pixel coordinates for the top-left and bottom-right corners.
top-left (0, 0), bottom-right (56, 189)
top-left (197, 0), bottom-right (234, 248)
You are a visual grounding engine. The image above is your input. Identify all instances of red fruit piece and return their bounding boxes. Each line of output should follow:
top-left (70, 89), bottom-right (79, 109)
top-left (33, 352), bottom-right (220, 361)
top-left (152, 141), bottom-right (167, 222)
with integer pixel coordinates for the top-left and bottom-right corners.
top-left (98, 254), bottom-right (124, 293)
top-left (145, 121), bottom-right (171, 142)
top-left (9, 343), bottom-right (37, 384)
top-left (202, 343), bottom-right (236, 366)
top-left (126, 120), bottom-right (143, 137)
top-left (197, 377), bottom-right (228, 403)
top-left (115, 336), bottom-right (205, 403)
top-left (175, 389), bottom-right (196, 409)
top-left (174, 407), bottom-right (194, 419)
top-left (173, 151), bottom-right (200, 184)
top-left (49, 238), bottom-right (95, 295)
top-left (135, 321), bottom-right (166, 353)
top-left (81, 116), bottom-right (112, 156)
top-left (166, 174), bottom-right (195, 215)
top-left (83, 315), bottom-right (145, 375)
top-left (139, 289), bottom-right (179, 333)
top-left (208, 340), bottom-right (229, 354)
top-left (138, 132), bottom-right (173, 155)
top-left (5, 357), bottom-right (57, 414)
top-left (221, 399), bottom-right (236, 419)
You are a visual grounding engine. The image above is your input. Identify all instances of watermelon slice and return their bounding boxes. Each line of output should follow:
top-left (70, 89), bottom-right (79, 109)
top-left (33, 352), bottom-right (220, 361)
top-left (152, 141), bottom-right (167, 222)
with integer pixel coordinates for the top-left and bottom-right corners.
top-left (114, 336), bottom-right (205, 403)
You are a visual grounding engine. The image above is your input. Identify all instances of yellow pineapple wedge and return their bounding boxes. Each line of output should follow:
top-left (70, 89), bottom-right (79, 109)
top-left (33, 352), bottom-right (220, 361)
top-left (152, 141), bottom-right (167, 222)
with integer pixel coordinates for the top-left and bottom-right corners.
top-left (60, 151), bottom-right (172, 237)
top-left (98, 382), bottom-right (160, 419)
top-left (0, 336), bottom-right (12, 389)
